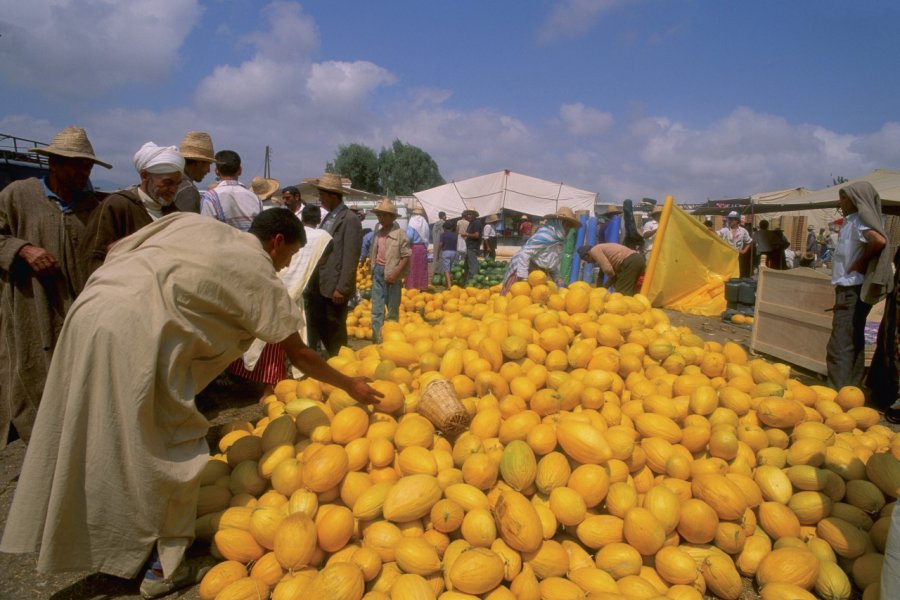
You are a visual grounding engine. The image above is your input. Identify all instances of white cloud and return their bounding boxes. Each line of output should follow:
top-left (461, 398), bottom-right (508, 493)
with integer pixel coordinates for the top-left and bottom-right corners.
top-left (560, 103), bottom-right (614, 136)
top-left (538, 0), bottom-right (632, 43)
top-left (5, 2), bottom-right (897, 209)
top-left (306, 61), bottom-right (397, 115)
top-left (0, 0), bottom-right (202, 95)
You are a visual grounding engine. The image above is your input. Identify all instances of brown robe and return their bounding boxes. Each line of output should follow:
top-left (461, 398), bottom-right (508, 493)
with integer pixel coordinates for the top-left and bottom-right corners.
top-left (0, 178), bottom-right (99, 447)
top-left (81, 186), bottom-right (178, 273)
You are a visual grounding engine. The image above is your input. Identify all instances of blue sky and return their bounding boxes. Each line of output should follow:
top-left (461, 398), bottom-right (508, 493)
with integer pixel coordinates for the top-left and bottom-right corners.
top-left (2, 0), bottom-right (898, 203)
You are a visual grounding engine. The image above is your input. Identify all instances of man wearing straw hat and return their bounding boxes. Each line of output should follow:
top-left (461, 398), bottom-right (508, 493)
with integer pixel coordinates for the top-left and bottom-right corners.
top-left (173, 131), bottom-right (215, 213)
top-left (0, 126), bottom-right (110, 448)
top-left (251, 176), bottom-right (281, 209)
top-left (200, 150), bottom-right (262, 231)
top-left (369, 199), bottom-right (411, 343)
top-left (82, 141), bottom-right (184, 273)
top-left (307, 172), bottom-right (363, 356)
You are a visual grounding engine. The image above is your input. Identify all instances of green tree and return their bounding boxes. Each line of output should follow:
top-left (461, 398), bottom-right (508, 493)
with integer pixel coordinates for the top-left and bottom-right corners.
top-left (831, 175), bottom-right (848, 187)
top-left (378, 139), bottom-right (445, 196)
top-left (326, 143), bottom-right (382, 194)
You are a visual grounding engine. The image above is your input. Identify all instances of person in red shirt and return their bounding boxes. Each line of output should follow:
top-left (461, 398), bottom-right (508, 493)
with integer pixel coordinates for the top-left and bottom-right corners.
top-left (518, 215), bottom-right (533, 238)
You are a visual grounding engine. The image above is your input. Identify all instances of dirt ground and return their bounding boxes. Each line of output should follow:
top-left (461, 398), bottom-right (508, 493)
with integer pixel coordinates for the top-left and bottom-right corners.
top-left (0, 310), bottom-right (845, 599)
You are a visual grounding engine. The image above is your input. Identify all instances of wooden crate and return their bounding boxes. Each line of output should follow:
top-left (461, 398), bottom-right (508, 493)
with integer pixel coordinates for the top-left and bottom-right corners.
top-left (751, 263), bottom-right (881, 375)
top-left (751, 265), bottom-right (834, 374)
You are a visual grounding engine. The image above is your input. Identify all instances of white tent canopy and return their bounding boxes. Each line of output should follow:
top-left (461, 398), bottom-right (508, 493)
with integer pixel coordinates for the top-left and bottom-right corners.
top-left (749, 169), bottom-right (900, 229)
top-left (782, 169), bottom-right (900, 206)
top-left (412, 170), bottom-right (597, 221)
top-left (748, 186), bottom-right (838, 232)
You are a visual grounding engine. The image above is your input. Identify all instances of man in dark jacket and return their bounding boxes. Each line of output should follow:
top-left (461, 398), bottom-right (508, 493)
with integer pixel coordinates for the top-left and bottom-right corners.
top-left (82, 142), bottom-right (183, 273)
top-left (306, 173), bottom-right (362, 356)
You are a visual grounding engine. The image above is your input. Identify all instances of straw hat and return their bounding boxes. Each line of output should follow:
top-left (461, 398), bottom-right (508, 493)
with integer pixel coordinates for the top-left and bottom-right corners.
top-left (251, 176), bottom-right (280, 200)
top-left (179, 131), bottom-right (215, 163)
top-left (411, 205), bottom-right (425, 215)
top-left (603, 204), bottom-right (623, 216)
top-left (485, 214), bottom-right (499, 224)
top-left (544, 206), bottom-right (581, 228)
top-left (372, 199), bottom-right (398, 216)
top-left (520, 215), bottom-right (530, 220)
top-left (313, 172), bottom-right (348, 196)
top-left (30, 126), bottom-right (112, 169)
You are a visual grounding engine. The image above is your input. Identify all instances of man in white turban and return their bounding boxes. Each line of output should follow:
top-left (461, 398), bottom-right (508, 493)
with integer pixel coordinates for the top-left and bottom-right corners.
top-left (81, 142), bottom-right (184, 273)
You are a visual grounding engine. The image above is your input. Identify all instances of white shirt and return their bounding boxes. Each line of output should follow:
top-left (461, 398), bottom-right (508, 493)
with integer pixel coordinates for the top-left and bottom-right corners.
top-left (832, 213), bottom-right (870, 287)
top-left (136, 187), bottom-right (166, 221)
top-left (483, 223), bottom-right (496, 239)
top-left (642, 219), bottom-right (658, 252)
top-left (717, 225), bottom-right (752, 251)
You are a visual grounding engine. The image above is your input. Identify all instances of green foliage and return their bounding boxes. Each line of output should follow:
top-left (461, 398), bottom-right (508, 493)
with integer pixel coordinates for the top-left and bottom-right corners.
top-left (831, 175), bottom-right (848, 186)
top-left (379, 139), bottom-right (445, 196)
top-left (326, 143), bottom-right (382, 194)
top-left (326, 139), bottom-right (445, 197)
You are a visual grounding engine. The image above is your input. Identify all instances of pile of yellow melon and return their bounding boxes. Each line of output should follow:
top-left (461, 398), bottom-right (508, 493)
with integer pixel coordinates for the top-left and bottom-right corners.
top-left (194, 277), bottom-right (900, 600)
top-left (357, 260), bottom-right (373, 293)
top-left (347, 282), bottom-right (448, 340)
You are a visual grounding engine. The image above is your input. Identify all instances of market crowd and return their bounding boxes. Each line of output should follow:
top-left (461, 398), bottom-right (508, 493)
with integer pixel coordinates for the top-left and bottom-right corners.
top-left (2, 125), bottom-right (899, 597)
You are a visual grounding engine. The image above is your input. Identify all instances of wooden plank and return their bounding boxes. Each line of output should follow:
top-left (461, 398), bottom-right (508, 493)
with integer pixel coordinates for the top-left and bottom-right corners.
top-left (751, 261), bottom-right (880, 376)
top-left (752, 262), bottom-right (833, 375)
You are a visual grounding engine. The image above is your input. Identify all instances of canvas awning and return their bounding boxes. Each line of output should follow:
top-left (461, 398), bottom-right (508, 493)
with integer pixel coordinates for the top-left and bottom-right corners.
top-left (412, 169), bottom-right (597, 221)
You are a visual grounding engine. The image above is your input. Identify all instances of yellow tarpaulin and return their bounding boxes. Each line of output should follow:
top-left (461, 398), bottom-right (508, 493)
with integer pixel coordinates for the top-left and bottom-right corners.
top-left (640, 196), bottom-right (740, 316)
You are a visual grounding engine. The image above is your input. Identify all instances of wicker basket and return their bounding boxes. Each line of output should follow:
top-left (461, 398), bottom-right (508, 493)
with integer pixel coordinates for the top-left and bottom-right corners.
top-left (418, 378), bottom-right (470, 437)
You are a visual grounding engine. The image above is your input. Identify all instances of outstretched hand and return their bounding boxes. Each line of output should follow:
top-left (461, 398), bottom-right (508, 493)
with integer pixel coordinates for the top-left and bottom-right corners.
top-left (348, 377), bottom-right (382, 405)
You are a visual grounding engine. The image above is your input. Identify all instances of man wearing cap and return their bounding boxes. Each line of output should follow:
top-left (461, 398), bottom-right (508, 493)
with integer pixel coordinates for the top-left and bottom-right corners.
top-left (717, 211), bottom-right (752, 253)
top-left (0, 126), bottom-right (109, 448)
top-left (578, 243), bottom-right (645, 296)
top-left (82, 142), bottom-right (184, 273)
top-left (173, 131), bottom-right (215, 213)
top-left (200, 150), bottom-right (262, 231)
top-left (307, 172), bottom-right (363, 356)
top-left (369, 200), bottom-right (411, 343)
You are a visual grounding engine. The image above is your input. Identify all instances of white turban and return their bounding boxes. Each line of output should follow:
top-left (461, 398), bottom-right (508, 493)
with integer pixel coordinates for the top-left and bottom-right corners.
top-left (133, 142), bottom-right (184, 174)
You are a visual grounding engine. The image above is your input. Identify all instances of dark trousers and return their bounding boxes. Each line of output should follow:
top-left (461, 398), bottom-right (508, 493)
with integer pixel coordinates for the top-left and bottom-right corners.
top-left (484, 238), bottom-right (497, 260)
top-left (307, 280), bottom-right (350, 357)
top-left (826, 284), bottom-right (872, 389)
top-left (465, 248), bottom-right (480, 282)
top-left (614, 253), bottom-right (646, 296)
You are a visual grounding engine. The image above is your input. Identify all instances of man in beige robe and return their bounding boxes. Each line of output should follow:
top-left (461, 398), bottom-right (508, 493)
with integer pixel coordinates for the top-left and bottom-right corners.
top-left (0, 126), bottom-right (110, 448)
top-left (0, 210), bottom-right (380, 596)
